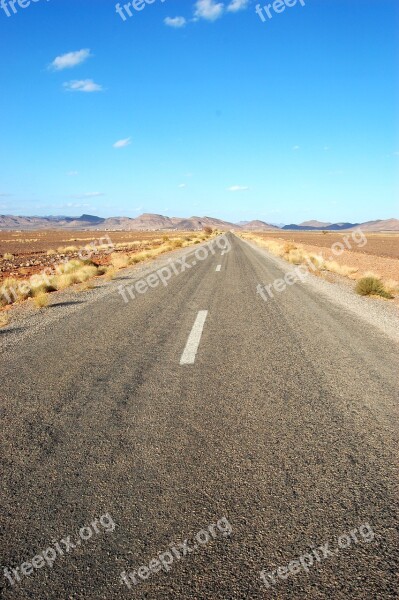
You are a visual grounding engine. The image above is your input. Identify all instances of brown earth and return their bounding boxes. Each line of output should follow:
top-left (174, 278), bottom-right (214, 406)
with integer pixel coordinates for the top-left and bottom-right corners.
top-left (246, 231), bottom-right (399, 260)
top-left (244, 231), bottom-right (399, 287)
top-left (242, 231), bottom-right (399, 308)
top-left (0, 230), bottom-right (194, 284)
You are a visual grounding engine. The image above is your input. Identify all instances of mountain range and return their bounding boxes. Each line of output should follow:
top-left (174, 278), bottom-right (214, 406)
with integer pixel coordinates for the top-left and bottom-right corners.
top-left (0, 213), bottom-right (398, 232)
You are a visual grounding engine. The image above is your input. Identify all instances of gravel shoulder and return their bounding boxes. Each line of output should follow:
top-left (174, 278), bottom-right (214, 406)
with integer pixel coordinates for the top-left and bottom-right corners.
top-left (0, 241), bottom-right (212, 354)
top-left (242, 236), bottom-right (399, 344)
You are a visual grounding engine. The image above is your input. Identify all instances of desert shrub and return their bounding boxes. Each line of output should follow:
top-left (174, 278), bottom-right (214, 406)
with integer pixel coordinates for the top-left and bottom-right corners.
top-left (129, 251), bottom-right (150, 264)
top-left (283, 242), bottom-right (297, 254)
top-left (104, 267), bottom-right (117, 281)
top-left (33, 291), bottom-right (49, 308)
top-left (308, 254), bottom-right (325, 269)
top-left (32, 281), bottom-right (57, 294)
top-left (0, 277), bottom-right (32, 305)
top-left (286, 249), bottom-right (305, 265)
top-left (75, 265), bottom-right (98, 282)
top-left (53, 273), bottom-right (78, 290)
top-left (203, 226), bottom-right (213, 235)
top-left (111, 253), bottom-right (129, 269)
top-left (355, 276), bottom-right (393, 299)
top-left (3, 253), bottom-right (13, 260)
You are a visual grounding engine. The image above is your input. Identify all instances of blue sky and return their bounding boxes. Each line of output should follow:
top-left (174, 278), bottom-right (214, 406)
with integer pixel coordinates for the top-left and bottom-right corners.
top-left (0, 0), bottom-right (397, 224)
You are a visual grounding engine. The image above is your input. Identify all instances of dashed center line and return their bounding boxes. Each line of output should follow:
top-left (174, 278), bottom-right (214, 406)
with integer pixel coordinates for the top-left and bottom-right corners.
top-left (180, 310), bottom-right (208, 365)
top-left (216, 265), bottom-right (221, 272)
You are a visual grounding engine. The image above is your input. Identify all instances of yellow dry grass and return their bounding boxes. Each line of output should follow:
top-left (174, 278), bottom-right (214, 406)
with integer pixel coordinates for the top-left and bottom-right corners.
top-left (0, 312), bottom-right (9, 327)
top-left (33, 291), bottom-right (50, 308)
top-left (0, 232), bottom-right (215, 310)
top-left (241, 233), bottom-right (396, 297)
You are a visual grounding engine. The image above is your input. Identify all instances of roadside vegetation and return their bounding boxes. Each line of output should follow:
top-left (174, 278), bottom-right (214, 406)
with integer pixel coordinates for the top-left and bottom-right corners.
top-left (0, 312), bottom-right (9, 327)
top-left (0, 229), bottom-right (216, 312)
top-left (355, 276), bottom-right (394, 299)
top-left (241, 233), bottom-right (398, 300)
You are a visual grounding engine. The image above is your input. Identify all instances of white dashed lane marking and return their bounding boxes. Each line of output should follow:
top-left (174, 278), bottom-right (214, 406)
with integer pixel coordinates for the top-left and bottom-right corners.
top-left (180, 311), bottom-right (208, 365)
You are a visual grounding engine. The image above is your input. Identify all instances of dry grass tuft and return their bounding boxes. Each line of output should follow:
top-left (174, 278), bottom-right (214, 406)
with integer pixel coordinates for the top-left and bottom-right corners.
top-left (33, 291), bottom-right (50, 308)
top-left (75, 265), bottom-right (98, 283)
top-left (111, 253), bottom-right (130, 269)
top-left (53, 273), bottom-right (77, 290)
top-left (0, 312), bottom-right (9, 327)
top-left (355, 276), bottom-right (393, 299)
top-left (104, 267), bottom-right (117, 281)
top-left (3, 253), bottom-right (13, 260)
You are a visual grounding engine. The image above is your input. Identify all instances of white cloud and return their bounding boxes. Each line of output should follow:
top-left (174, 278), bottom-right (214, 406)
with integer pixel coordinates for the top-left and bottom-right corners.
top-left (67, 170), bottom-right (79, 176)
top-left (50, 49), bottom-right (92, 71)
top-left (228, 185), bottom-right (249, 192)
top-left (194, 0), bottom-right (224, 21)
top-left (227, 0), bottom-right (248, 11)
top-left (113, 137), bottom-right (131, 149)
top-left (178, 183), bottom-right (187, 188)
top-left (164, 16), bottom-right (187, 27)
top-left (292, 145), bottom-right (300, 151)
top-left (63, 79), bottom-right (103, 93)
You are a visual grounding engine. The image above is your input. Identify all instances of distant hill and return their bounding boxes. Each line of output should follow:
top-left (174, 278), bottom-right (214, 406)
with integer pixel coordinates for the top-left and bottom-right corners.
top-left (282, 222), bottom-right (359, 231)
top-left (0, 213), bottom-right (238, 231)
top-left (299, 220), bottom-right (332, 228)
top-left (282, 220), bottom-right (399, 231)
top-left (0, 213), bottom-right (398, 232)
top-left (358, 219), bottom-right (399, 232)
top-left (241, 220), bottom-right (280, 231)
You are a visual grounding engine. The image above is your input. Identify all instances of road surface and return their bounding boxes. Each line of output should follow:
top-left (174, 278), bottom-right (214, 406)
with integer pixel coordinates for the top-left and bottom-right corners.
top-left (1, 234), bottom-right (398, 599)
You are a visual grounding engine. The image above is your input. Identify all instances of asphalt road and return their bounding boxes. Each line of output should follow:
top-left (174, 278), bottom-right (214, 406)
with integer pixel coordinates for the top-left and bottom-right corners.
top-left (0, 233), bottom-right (398, 599)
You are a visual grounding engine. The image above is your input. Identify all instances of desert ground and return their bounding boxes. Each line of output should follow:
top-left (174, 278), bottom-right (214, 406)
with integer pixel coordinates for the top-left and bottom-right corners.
top-left (0, 230), bottom-right (197, 283)
top-left (241, 231), bottom-right (399, 284)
